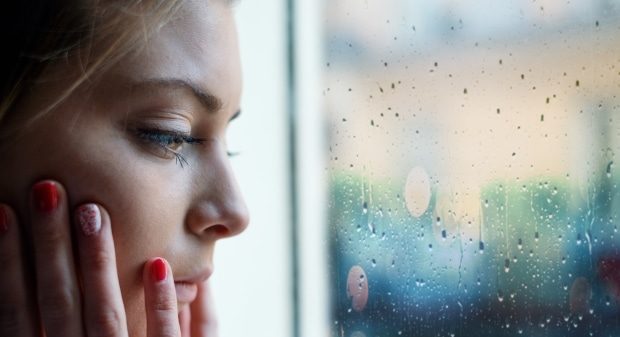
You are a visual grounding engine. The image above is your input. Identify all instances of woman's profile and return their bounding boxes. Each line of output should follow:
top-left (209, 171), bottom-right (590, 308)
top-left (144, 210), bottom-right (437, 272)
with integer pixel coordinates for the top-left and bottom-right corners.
top-left (0, 1), bottom-right (249, 336)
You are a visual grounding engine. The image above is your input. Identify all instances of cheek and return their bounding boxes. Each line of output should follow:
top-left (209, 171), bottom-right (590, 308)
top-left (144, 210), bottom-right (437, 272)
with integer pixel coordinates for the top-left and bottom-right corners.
top-left (15, 121), bottom-right (188, 332)
top-left (62, 144), bottom-right (189, 335)
top-left (2, 100), bottom-right (193, 334)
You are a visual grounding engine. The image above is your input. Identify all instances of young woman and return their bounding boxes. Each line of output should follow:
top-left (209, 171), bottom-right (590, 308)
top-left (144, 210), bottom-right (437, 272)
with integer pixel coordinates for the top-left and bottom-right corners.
top-left (0, 1), bottom-right (249, 336)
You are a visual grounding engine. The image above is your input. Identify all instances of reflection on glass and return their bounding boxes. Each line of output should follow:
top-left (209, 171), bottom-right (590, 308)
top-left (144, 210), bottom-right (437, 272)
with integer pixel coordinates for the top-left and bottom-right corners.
top-left (325, 0), bottom-right (620, 336)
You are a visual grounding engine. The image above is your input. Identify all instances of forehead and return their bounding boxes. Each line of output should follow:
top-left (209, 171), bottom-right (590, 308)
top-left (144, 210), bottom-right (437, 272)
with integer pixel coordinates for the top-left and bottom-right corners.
top-left (105, 0), bottom-right (241, 110)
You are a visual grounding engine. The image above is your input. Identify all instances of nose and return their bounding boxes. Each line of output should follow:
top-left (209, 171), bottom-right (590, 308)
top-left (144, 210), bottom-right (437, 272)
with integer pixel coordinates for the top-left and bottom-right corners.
top-left (185, 146), bottom-right (249, 239)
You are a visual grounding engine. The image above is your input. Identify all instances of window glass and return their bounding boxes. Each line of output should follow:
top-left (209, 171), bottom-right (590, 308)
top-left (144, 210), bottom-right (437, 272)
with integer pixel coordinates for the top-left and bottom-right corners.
top-left (326, 1), bottom-right (620, 335)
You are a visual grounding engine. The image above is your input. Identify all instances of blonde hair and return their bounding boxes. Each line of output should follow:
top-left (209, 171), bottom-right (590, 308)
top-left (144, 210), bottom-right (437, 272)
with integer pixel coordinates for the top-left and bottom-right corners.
top-left (0, 0), bottom-right (183, 136)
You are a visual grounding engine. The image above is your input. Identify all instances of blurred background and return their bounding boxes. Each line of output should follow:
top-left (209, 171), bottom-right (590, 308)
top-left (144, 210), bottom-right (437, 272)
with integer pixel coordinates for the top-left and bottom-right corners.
top-left (216, 0), bottom-right (620, 336)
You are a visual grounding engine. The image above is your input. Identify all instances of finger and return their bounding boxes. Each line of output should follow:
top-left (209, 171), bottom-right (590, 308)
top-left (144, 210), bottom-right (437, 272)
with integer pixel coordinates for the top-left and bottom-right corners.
top-left (179, 306), bottom-right (191, 337)
top-left (143, 258), bottom-right (181, 337)
top-left (0, 204), bottom-right (39, 337)
top-left (190, 281), bottom-right (218, 337)
top-left (30, 181), bottom-right (83, 337)
top-left (74, 204), bottom-right (128, 337)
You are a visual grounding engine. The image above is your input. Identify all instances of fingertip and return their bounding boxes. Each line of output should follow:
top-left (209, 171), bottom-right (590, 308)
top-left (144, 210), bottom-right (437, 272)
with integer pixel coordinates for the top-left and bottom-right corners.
top-left (75, 204), bottom-right (102, 236)
top-left (144, 258), bottom-right (181, 337)
top-left (151, 257), bottom-right (168, 282)
top-left (31, 180), bottom-right (62, 214)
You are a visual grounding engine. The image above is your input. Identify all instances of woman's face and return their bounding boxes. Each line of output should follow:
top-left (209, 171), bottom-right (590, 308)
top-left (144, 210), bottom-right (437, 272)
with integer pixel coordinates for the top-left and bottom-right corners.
top-left (0, 0), bottom-right (248, 335)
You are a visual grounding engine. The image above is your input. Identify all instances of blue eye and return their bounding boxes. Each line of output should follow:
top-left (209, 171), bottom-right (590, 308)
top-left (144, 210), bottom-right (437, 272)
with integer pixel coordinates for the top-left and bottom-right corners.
top-left (135, 128), bottom-right (205, 167)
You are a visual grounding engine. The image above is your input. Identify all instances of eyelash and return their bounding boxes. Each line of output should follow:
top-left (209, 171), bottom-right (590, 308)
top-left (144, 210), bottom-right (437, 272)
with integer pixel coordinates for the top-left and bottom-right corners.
top-left (135, 128), bottom-right (238, 167)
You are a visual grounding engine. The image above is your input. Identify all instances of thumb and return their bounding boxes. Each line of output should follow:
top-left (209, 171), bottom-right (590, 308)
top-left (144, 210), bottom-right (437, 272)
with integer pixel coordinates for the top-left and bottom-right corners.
top-left (144, 258), bottom-right (182, 337)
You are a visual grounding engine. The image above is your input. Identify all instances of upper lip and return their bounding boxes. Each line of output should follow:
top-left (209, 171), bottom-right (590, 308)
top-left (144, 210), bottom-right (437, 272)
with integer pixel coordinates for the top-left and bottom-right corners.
top-left (174, 266), bottom-right (213, 284)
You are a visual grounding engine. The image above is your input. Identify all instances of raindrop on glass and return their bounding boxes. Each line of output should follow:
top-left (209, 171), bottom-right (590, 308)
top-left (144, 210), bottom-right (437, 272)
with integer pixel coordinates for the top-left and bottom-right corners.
top-left (346, 266), bottom-right (369, 312)
top-left (404, 166), bottom-right (431, 218)
top-left (569, 277), bottom-right (592, 314)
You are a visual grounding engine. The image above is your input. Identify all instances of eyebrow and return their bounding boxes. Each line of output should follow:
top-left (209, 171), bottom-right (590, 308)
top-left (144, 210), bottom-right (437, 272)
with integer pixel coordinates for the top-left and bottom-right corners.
top-left (134, 77), bottom-right (223, 113)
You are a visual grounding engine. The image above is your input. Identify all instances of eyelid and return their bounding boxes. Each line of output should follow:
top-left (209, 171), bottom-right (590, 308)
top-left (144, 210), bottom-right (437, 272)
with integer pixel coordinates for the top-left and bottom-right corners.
top-left (133, 128), bottom-right (205, 168)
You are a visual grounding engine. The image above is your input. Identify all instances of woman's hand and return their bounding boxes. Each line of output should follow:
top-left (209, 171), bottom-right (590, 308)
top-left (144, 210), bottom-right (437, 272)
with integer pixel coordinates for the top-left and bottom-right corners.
top-left (179, 281), bottom-right (219, 337)
top-left (0, 180), bottom-right (182, 337)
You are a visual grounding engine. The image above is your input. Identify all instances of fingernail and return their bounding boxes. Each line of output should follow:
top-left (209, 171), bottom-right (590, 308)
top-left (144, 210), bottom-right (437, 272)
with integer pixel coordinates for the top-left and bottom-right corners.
top-left (0, 205), bottom-right (8, 234)
top-left (76, 204), bottom-right (101, 236)
top-left (151, 258), bottom-right (167, 282)
top-left (33, 181), bottom-right (59, 214)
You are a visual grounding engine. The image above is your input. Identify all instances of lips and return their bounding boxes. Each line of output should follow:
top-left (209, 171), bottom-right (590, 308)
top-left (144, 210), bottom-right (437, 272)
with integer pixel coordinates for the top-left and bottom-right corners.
top-left (174, 282), bottom-right (199, 303)
top-left (174, 267), bottom-right (213, 304)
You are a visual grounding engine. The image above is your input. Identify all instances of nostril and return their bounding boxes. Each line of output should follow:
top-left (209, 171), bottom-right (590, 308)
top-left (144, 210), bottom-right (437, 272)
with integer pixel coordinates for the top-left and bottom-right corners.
top-left (213, 225), bottom-right (230, 237)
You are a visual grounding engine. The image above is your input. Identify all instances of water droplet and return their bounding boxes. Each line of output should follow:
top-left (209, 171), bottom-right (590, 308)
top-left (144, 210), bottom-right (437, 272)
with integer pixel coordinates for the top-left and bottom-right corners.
top-left (346, 266), bottom-right (369, 312)
top-left (517, 238), bottom-right (523, 250)
top-left (606, 161), bottom-right (613, 178)
top-left (497, 290), bottom-right (504, 302)
top-left (569, 277), bottom-right (592, 314)
top-left (479, 241), bottom-right (485, 253)
top-left (441, 229), bottom-right (447, 239)
top-left (404, 167), bottom-right (431, 218)
top-left (504, 258), bottom-right (510, 273)
top-left (534, 232), bottom-right (539, 241)
top-left (362, 202), bottom-right (368, 214)
top-left (367, 222), bottom-right (375, 233)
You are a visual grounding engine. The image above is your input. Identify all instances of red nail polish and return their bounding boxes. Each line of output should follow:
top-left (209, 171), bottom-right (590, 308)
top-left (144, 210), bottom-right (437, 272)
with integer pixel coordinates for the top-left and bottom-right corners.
top-left (151, 258), bottom-right (167, 282)
top-left (0, 206), bottom-right (7, 234)
top-left (33, 181), bottom-right (59, 214)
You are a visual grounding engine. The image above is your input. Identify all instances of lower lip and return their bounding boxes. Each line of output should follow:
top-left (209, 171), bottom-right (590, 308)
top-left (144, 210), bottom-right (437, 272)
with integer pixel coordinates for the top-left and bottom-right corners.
top-left (174, 282), bottom-right (198, 304)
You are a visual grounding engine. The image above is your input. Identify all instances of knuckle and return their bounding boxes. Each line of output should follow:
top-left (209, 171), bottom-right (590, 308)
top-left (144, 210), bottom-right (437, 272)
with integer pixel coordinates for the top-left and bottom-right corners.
top-left (155, 325), bottom-right (178, 337)
top-left (153, 295), bottom-right (177, 313)
top-left (88, 308), bottom-right (125, 337)
top-left (84, 245), bottom-right (113, 271)
top-left (39, 288), bottom-right (77, 323)
top-left (35, 222), bottom-right (66, 251)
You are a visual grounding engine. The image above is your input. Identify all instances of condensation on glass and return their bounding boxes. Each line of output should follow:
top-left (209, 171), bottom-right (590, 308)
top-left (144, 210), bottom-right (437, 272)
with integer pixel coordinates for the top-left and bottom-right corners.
top-left (325, 1), bottom-right (620, 336)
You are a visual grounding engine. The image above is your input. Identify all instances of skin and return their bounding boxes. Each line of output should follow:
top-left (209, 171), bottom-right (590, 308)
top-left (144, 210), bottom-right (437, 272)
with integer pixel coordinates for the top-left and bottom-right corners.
top-left (0, 1), bottom-right (248, 336)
